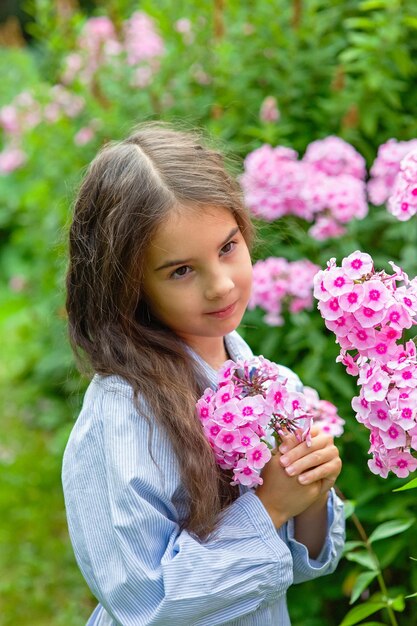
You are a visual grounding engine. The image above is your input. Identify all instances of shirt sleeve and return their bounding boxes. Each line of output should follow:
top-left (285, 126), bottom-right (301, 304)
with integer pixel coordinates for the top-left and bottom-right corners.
top-left (284, 489), bottom-right (345, 584)
top-left (62, 380), bottom-right (295, 626)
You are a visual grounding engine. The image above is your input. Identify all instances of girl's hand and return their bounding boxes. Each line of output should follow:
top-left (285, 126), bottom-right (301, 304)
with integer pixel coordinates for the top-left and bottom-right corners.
top-left (278, 426), bottom-right (342, 495)
top-left (255, 427), bottom-right (342, 529)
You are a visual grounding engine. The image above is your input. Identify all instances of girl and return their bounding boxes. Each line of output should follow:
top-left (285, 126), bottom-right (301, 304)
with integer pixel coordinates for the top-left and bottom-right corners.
top-left (63, 123), bottom-right (344, 626)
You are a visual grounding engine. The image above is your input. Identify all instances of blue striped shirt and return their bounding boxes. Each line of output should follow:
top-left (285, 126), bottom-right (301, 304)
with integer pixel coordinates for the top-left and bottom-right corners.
top-left (62, 331), bottom-right (345, 625)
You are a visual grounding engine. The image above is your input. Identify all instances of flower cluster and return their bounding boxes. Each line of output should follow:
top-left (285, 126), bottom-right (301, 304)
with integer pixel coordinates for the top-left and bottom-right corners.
top-left (367, 138), bottom-right (417, 206)
top-left (0, 86), bottom-right (85, 174)
top-left (0, 12), bottom-right (164, 174)
top-left (303, 387), bottom-right (345, 437)
top-left (240, 136), bottom-right (367, 240)
top-left (196, 356), bottom-right (312, 488)
top-left (248, 257), bottom-right (320, 326)
top-left (314, 251), bottom-right (417, 478)
top-left (387, 150), bottom-right (417, 221)
top-left (61, 13), bottom-right (164, 88)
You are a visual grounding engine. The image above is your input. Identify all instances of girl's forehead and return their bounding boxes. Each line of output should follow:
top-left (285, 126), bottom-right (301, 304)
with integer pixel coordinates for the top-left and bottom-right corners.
top-left (154, 205), bottom-right (237, 243)
top-left (146, 205), bottom-right (239, 263)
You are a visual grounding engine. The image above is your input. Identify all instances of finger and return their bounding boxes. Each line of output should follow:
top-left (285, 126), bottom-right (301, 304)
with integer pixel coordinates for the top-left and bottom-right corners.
top-left (282, 443), bottom-right (340, 477)
top-left (280, 432), bottom-right (335, 466)
top-left (277, 430), bottom-right (299, 454)
top-left (297, 457), bottom-right (342, 486)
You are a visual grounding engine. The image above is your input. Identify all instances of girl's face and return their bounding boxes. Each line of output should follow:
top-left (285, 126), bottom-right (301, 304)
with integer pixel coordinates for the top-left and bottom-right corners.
top-left (143, 205), bottom-right (253, 360)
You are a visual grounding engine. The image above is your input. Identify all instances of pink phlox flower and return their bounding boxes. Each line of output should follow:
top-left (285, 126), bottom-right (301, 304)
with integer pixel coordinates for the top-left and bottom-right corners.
top-left (387, 149), bottom-right (417, 221)
top-left (389, 261), bottom-right (410, 285)
top-left (326, 313), bottom-right (356, 339)
top-left (352, 392), bottom-right (371, 423)
top-left (341, 251), bottom-right (373, 279)
top-left (368, 452), bottom-right (390, 478)
top-left (235, 427), bottom-right (261, 453)
top-left (231, 458), bottom-right (263, 487)
top-left (383, 303), bottom-right (413, 330)
top-left (203, 419), bottom-right (222, 442)
top-left (408, 424), bottom-right (417, 450)
top-left (390, 404), bottom-right (416, 431)
top-left (313, 269), bottom-right (332, 302)
top-left (336, 350), bottom-right (359, 376)
top-left (0, 146), bottom-right (27, 174)
top-left (213, 401), bottom-right (243, 430)
top-left (394, 286), bottom-right (417, 317)
top-left (368, 401), bottom-right (392, 431)
top-left (369, 428), bottom-right (385, 453)
top-left (308, 216), bottom-right (346, 241)
top-left (388, 450), bottom-right (417, 478)
top-left (265, 381), bottom-right (288, 411)
top-left (362, 368), bottom-right (390, 401)
top-left (358, 361), bottom-right (377, 386)
top-left (347, 326), bottom-right (376, 352)
top-left (318, 296), bottom-right (343, 321)
top-left (236, 395), bottom-right (267, 424)
top-left (246, 442), bottom-right (272, 470)
top-left (303, 386), bottom-right (344, 436)
top-left (390, 361), bottom-right (417, 388)
top-left (196, 396), bottom-right (214, 421)
top-left (322, 268), bottom-right (354, 297)
top-left (379, 423), bottom-right (407, 449)
top-left (339, 283), bottom-right (365, 313)
top-left (259, 96), bottom-right (280, 123)
top-left (214, 383), bottom-right (237, 405)
top-left (353, 304), bottom-right (386, 329)
top-left (214, 428), bottom-right (242, 452)
top-left (362, 280), bottom-right (391, 311)
top-left (368, 138), bottom-right (417, 205)
top-left (217, 360), bottom-right (237, 385)
top-left (215, 450), bottom-right (238, 471)
top-left (302, 136), bottom-right (366, 179)
top-left (367, 336), bottom-right (399, 363)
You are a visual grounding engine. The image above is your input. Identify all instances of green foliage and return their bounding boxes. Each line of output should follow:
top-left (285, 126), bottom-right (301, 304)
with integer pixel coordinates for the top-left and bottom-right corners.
top-left (1, 1), bottom-right (417, 624)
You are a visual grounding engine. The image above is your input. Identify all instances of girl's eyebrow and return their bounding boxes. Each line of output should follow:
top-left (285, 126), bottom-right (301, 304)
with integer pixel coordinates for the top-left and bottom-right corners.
top-left (155, 226), bottom-right (240, 272)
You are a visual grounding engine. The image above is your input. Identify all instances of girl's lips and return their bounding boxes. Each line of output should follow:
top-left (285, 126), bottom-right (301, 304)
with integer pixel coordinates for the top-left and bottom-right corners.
top-left (205, 301), bottom-right (237, 319)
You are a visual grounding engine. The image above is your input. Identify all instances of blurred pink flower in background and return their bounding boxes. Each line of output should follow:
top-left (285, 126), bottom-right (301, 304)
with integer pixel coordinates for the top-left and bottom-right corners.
top-left (249, 257), bottom-right (320, 326)
top-left (367, 138), bottom-right (417, 205)
top-left (259, 96), bottom-right (280, 123)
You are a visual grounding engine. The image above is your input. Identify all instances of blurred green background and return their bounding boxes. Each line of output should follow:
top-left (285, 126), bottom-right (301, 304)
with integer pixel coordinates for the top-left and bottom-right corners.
top-left (1, 1), bottom-right (417, 624)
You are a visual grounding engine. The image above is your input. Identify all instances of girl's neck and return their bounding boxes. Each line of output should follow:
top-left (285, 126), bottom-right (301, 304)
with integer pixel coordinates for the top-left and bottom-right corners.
top-left (185, 336), bottom-right (229, 371)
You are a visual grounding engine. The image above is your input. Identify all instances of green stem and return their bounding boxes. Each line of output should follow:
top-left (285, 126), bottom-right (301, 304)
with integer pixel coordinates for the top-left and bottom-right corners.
top-left (339, 491), bottom-right (399, 626)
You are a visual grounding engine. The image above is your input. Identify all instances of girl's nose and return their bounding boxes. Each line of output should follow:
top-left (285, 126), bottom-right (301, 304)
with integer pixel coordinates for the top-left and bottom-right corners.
top-left (205, 272), bottom-right (234, 300)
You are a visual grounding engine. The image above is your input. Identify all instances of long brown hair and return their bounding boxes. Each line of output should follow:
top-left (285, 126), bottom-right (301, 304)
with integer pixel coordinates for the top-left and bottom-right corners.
top-left (66, 123), bottom-right (254, 539)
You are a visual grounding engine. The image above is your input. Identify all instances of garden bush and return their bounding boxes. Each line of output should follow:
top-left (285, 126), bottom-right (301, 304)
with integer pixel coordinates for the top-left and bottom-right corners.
top-left (1, 1), bottom-right (417, 624)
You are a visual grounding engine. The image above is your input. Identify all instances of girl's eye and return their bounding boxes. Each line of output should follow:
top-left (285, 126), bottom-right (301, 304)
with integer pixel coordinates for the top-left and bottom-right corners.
top-left (170, 265), bottom-right (192, 279)
top-left (221, 240), bottom-right (237, 255)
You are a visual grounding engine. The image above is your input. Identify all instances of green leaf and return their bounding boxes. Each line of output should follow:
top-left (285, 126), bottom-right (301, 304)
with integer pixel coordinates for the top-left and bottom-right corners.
top-left (360, 0), bottom-right (389, 9)
top-left (368, 519), bottom-right (415, 543)
top-left (343, 540), bottom-right (366, 554)
top-left (344, 551), bottom-right (379, 571)
top-left (338, 601), bottom-right (386, 626)
top-left (393, 477), bottom-right (417, 491)
top-left (389, 594), bottom-right (405, 612)
top-left (350, 571), bottom-right (379, 604)
top-left (343, 500), bottom-right (356, 519)
top-left (403, 16), bottom-right (417, 30)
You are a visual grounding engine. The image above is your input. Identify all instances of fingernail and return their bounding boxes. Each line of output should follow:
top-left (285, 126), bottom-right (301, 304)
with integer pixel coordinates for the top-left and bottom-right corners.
top-left (280, 455), bottom-right (288, 466)
top-left (299, 475), bottom-right (308, 483)
top-left (286, 465), bottom-right (295, 476)
top-left (279, 445), bottom-right (288, 454)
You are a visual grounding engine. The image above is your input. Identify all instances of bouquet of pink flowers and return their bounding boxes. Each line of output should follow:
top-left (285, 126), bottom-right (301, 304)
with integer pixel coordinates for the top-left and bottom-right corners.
top-left (196, 356), bottom-right (313, 488)
top-left (314, 251), bottom-right (417, 478)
